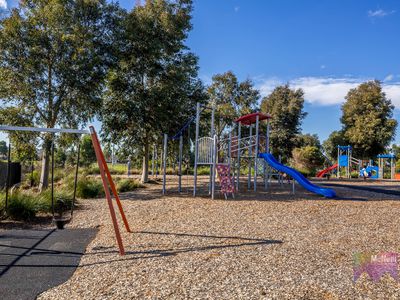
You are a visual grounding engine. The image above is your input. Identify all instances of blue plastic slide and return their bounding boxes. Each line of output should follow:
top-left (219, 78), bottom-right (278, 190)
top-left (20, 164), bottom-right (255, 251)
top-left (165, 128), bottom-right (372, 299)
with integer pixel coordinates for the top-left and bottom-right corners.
top-left (259, 153), bottom-right (336, 198)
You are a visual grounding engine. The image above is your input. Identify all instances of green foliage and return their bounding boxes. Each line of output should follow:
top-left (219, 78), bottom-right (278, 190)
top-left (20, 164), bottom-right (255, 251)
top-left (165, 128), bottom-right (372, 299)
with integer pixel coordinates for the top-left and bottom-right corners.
top-left (295, 133), bottom-right (321, 148)
top-left (341, 80), bottom-right (397, 158)
top-left (5, 192), bottom-right (38, 221)
top-left (75, 177), bottom-right (104, 199)
top-left (206, 71), bottom-right (259, 135)
top-left (291, 146), bottom-right (324, 176)
top-left (322, 130), bottom-right (348, 161)
top-left (80, 135), bottom-right (97, 167)
top-left (85, 163), bottom-right (128, 175)
top-left (196, 166), bottom-right (210, 175)
top-left (0, 107), bottom-right (38, 162)
top-left (101, 0), bottom-right (205, 183)
top-left (37, 189), bottom-right (74, 215)
top-left (26, 170), bottom-right (40, 187)
top-left (0, 0), bottom-right (122, 187)
top-left (116, 179), bottom-right (143, 193)
top-left (0, 140), bottom-right (7, 157)
top-left (260, 84), bottom-right (307, 162)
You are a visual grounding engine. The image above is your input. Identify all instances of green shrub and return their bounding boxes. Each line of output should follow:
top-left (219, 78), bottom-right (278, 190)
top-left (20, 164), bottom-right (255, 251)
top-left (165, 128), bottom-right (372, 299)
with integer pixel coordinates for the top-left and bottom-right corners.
top-left (53, 168), bottom-right (67, 182)
top-left (6, 192), bottom-right (38, 221)
top-left (76, 177), bottom-right (104, 199)
top-left (108, 164), bottom-right (127, 175)
top-left (351, 171), bottom-right (360, 178)
top-left (85, 165), bottom-right (100, 175)
top-left (117, 179), bottom-right (143, 193)
top-left (26, 170), bottom-right (40, 187)
top-left (197, 166), bottom-right (210, 175)
top-left (0, 191), bottom-right (5, 215)
top-left (37, 189), bottom-right (74, 214)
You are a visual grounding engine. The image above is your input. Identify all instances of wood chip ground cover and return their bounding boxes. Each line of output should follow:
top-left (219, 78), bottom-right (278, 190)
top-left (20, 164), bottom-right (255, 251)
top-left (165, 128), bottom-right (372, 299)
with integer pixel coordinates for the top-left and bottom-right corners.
top-left (25, 177), bottom-right (400, 299)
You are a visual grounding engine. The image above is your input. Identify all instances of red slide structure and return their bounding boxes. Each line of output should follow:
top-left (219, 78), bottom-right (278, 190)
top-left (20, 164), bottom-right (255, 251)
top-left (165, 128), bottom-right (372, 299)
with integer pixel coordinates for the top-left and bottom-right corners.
top-left (316, 163), bottom-right (338, 178)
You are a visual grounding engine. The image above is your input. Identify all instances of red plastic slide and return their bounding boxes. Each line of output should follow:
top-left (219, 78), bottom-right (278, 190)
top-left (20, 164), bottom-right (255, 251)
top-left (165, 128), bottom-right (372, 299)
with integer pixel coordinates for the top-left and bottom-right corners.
top-left (316, 163), bottom-right (338, 178)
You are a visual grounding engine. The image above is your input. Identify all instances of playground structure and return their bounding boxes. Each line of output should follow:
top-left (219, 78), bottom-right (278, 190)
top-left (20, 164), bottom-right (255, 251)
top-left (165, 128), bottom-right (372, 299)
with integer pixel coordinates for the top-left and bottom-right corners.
top-left (161, 103), bottom-right (336, 199)
top-left (0, 125), bottom-right (130, 256)
top-left (377, 153), bottom-right (396, 180)
top-left (336, 145), bottom-right (361, 179)
top-left (317, 145), bottom-right (398, 180)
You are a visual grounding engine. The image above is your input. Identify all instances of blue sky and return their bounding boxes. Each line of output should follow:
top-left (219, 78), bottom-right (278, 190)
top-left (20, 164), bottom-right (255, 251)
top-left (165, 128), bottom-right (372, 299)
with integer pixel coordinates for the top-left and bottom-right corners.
top-left (1, 0), bottom-right (400, 143)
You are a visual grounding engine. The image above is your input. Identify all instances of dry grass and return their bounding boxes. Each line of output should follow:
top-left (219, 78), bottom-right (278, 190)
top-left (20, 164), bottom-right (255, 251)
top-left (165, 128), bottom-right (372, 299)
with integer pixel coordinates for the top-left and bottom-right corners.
top-left (28, 176), bottom-right (400, 299)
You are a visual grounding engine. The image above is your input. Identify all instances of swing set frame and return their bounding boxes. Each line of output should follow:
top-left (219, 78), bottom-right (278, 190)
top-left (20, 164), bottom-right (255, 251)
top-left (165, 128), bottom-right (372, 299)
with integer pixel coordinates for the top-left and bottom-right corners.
top-left (0, 125), bottom-right (130, 255)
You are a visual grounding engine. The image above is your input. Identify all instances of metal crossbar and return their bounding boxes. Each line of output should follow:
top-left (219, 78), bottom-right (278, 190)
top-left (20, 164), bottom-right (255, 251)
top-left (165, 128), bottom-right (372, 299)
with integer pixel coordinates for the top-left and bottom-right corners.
top-left (0, 125), bottom-right (89, 134)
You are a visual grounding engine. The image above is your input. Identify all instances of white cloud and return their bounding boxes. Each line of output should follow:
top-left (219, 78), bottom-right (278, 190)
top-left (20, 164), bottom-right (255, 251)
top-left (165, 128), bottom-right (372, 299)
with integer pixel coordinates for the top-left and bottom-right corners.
top-left (384, 84), bottom-right (400, 107)
top-left (234, 6), bottom-right (240, 12)
top-left (257, 76), bottom-right (400, 108)
top-left (384, 74), bottom-right (394, 81)
top-left (320, 65), bottom-right (326, 69)
top-left (0, 0), bottom-right (7, 9)
top-left (368, 9), bottom-right (396, 18)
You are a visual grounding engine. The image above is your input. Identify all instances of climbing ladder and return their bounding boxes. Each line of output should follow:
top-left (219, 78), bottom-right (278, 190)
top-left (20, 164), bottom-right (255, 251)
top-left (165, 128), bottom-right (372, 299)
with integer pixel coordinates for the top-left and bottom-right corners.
top-left (216, 164), bottom-right (235, 199)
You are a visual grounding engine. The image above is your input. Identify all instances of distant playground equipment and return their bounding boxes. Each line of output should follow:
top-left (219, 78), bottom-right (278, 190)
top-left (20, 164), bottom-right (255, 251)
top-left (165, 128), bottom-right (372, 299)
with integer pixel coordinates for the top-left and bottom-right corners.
top-left (317, 144), bottom-right (397, 180)
top-left (161, 102), bottom-right (336, 199)
top-left (336, 145), bottom-right (362, 179)
top-left (361, 153), bottom-right (396, 180)
top-left (316, 145), bottom-right (361, 179)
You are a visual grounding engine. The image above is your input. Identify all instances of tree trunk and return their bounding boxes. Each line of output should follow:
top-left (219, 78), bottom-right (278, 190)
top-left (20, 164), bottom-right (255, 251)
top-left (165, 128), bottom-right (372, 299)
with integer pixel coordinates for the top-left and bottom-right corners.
top-left (141, 141), bottom-right (149, 183)
top-left (39, 135), bottom-right (52, 192)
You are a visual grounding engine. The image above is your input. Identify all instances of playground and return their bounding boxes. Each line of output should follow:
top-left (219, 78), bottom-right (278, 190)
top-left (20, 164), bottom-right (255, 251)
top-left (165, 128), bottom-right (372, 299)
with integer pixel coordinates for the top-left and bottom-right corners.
top-left (1, 109), bottom-right (400, 299)
top-left (7, 177), bottom-right (390, 299)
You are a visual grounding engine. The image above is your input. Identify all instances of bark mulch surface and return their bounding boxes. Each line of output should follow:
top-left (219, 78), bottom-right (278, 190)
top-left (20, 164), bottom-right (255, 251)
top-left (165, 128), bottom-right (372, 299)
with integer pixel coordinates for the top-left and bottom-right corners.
top-left (12, 177), bottom-right (400, 299)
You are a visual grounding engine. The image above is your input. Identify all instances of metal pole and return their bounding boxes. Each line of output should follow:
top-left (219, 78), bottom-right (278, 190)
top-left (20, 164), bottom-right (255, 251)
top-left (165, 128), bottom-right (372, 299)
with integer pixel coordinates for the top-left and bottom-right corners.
top-left (209, 105), bottom-right (215, 194)
top-left (266, 119), bottom-right (270, 154)
top-left (178, 134), bottom-right (183, 193)
top-left (337, 146), bottom-right (340, 178)
top-left (162, 134), bottom-right (168, 195)
top-left (292, 179), bottom-right (295, 194)
top-left (5, 143), bottom-right (11, 212)
top-left (193, 102), bottom-right (200, 197)
top-left (211, 135), bottom-right (217, 200)
top-left (72, 141), bottom-right (81, 218)
top-left (152, 144), bottom-right (155, 176)
top-left (392, 158), bottom-right (395, 180)
top-left (228, 131), bottom-right (232, 166)
top-left (254, 115), bottom-right (259, 191)
top-left (155, 146), bottom-right (158, 178)
top-left (236, 122), bottom-right (241, 191)
top-left (51, 136), bottom-right (55, 218)
top-left (248, 125), bottom-right (252, 189)
top-left (30, 160), bottom-right (34, 188)
top-left (348, 147), bottom-right (350, 178)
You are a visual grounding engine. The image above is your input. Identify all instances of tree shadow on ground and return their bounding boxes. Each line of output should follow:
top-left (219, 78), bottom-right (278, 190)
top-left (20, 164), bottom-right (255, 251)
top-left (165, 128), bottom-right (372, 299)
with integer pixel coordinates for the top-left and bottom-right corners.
top-left (0, 230), bottom-right (283, 269)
